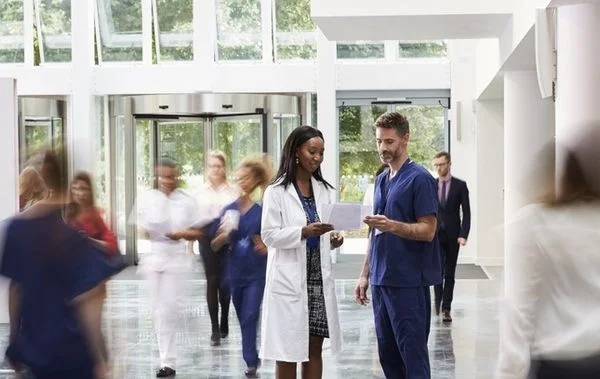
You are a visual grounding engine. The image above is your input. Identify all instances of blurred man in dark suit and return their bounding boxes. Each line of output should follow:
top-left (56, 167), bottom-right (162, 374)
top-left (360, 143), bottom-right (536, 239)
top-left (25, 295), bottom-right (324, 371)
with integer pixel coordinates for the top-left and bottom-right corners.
top-left (433, 152), bottom-right (471, 322)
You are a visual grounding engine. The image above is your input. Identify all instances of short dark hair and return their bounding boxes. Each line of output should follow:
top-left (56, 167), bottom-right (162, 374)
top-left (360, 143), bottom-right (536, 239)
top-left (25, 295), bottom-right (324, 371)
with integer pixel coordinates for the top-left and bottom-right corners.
top-left (273, 125), bottom-right (333, 189)
top-left (434, 151), bottom-right (451, 162)
top-left (156, 156), bottom-right (178, 169)
top-left (374, 112), bottom-right (410, 137)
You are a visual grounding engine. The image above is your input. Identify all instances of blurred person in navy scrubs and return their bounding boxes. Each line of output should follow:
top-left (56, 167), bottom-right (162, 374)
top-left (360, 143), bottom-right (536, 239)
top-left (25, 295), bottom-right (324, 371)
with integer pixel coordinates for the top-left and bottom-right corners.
top-left (496, 125), bottom-right (600, 379)
top-left (211, 158), bottom-right (271, 378)
top-left (355, 112), bottom-right (440, 379)
top-left (1, 148), bottom-right (122, 379)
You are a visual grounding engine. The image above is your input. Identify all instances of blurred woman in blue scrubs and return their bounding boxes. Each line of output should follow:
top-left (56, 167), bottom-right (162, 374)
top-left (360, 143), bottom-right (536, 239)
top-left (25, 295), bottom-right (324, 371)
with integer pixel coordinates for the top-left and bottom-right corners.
top-left (2, 148), bottom-right (122, 379)
top-left (211, 158), bottom-right (271, 378)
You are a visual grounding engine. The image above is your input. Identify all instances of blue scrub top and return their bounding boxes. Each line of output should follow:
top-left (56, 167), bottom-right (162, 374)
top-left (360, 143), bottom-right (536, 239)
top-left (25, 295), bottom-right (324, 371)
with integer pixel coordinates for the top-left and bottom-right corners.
top-left (0, 206), bottom-right (123, 372)
top-left (212, 201), bottom-right (267, 288)
top-left (370, 160), bottom-right (442, 287)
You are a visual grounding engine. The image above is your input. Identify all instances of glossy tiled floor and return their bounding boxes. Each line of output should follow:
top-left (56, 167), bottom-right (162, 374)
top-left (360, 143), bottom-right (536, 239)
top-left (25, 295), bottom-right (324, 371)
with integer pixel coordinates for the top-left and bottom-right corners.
top-left (0, 266), bottom-right (504, 378)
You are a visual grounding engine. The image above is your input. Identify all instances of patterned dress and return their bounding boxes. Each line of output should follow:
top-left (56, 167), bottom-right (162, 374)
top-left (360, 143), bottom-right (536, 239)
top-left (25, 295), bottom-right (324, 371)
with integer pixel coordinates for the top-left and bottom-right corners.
top-left (301, 195), bottom-right (330, 338)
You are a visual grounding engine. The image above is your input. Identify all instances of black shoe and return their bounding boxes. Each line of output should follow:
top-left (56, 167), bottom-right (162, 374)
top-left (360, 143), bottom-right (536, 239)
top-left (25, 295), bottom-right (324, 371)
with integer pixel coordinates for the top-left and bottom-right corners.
top-left (245, 367), bottom-right (258, 378)
top-left (442, 310), bottom-right (452, 323)
top-left (156, 366), bottom-right (176, 377)
top-left (220, 324), bottom-right (229, 339)
top-left (210, 332), bottom-right (221, 346)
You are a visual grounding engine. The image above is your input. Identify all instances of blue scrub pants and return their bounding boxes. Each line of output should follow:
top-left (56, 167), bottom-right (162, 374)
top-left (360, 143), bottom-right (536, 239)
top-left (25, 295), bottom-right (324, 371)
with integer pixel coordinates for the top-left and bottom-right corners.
top-left (372, 285), bottom-right (431, 379)
top-left (231, 279), bottom-right (265, 368)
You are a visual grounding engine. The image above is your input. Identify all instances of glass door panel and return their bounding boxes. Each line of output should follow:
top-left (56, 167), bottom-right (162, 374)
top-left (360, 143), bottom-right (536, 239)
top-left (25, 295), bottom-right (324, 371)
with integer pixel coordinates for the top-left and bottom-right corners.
top-left (157, 121), bottom-right (205, 191)
top-left (272, 114), bottom-right (299, 170)
top-left (394, 105), bottom-right (446, 172)
top-left (135, 120), bottom-right (205, 256)
top-left (213, 115), bottom-right (263, 175)
top-left (20, 117), bottom-right (63, 170)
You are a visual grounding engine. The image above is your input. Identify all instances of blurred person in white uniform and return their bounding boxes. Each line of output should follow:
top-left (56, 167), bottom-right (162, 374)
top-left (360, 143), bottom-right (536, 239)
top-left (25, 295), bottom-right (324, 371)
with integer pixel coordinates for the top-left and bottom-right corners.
top-left (496, 125), bottom-right (600, 379)
top-left (192, 150), bottom-right (239, 346)
top-left (132, 157), bottom-right (203, 378)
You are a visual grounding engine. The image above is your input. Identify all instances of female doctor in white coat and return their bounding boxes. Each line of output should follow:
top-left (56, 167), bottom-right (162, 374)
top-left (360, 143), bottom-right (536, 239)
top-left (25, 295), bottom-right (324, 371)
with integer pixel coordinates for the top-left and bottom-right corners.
top-left (261, 125), bottom-right (344, 379)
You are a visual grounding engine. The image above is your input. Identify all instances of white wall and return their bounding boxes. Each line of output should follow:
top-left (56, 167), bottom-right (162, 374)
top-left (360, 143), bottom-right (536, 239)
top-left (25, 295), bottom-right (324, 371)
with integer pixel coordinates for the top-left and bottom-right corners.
top-left (475, 100), bottom-right (504, 266)
top-left (476, 0), bottom-right (554, 98)
top-left (449, 40), bottom-right (479, 264)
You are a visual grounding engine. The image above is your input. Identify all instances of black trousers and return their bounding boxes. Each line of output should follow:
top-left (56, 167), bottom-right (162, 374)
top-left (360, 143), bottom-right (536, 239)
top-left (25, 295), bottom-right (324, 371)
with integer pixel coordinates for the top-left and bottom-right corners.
top-left (531, 354), bottom-right (600, 379)
top-left (434, 230), bottom-right (460, 312)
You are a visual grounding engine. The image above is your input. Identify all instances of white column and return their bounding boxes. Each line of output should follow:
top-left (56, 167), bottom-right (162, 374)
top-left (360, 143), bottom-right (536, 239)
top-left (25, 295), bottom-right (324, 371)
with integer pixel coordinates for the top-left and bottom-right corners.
top-left (504, 71), bottom-right (554, 284)
top-left (556, 3), bottom-right (600, 140)
top-left (316, 28), bottom-right (339, 262)
top-left (70, 0), bottom-right (95, 173)
top-left (504, 71), bottom-right (555, 218)
top-left (0, 77), bottom-right (18, 323)
top-left (555, 3), bottom-right (600, 183)
top-left (316, 28), bottom-right (337, 189)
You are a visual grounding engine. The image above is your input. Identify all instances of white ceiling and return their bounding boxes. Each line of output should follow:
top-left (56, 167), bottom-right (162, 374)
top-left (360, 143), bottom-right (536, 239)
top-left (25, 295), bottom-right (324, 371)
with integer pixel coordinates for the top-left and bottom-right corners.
top-left (313, 14), bottom-right (512, 41)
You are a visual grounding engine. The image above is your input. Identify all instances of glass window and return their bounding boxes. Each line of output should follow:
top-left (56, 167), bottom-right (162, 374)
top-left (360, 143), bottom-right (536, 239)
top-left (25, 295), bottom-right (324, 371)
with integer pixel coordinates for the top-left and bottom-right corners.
top-left (154, 0), bottom-right (193, 61)
top-left (274, 0), bottom-right (316, 61)
top-left (395, 105), bottom-right (446, 171)
top-left (338, 105), bottom-right (387, 204)
top-left (337, 41), bottom-right (385, 60)
top-left (398, 40), bottom-right (447, 59)
top-left (96, 0), bottom-right (143, 62)
top-left (213, 115), bottom-right (263, 174)
top-left (0, 0), bottom-right (24, 63)
top-left (216, 0), bottom-right (262, 61)
top-left (37, 0), bottom-right (72, 63)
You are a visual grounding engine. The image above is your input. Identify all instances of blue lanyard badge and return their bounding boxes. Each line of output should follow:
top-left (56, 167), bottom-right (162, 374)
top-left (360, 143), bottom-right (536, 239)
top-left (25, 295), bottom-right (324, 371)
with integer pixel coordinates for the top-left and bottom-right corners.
top-left (293, 183), bottom-right (320, 249)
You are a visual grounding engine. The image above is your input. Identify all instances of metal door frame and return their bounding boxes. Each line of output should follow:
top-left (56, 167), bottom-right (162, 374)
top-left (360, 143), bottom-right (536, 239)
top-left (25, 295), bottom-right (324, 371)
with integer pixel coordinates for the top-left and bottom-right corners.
top-left (129, 112), bottom-right (267, 264)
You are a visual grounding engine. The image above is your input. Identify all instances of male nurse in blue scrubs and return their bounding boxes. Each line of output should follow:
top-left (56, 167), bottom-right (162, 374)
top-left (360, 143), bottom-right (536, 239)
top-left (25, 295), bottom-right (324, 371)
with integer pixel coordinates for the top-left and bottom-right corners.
top-left (355, 111), bottom-right (441, 379)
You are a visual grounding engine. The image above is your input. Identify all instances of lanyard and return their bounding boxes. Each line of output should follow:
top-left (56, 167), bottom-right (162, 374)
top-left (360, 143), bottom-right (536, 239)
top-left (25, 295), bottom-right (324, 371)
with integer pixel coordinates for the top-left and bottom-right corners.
top-left (293, 182), bottom-right (320, 249)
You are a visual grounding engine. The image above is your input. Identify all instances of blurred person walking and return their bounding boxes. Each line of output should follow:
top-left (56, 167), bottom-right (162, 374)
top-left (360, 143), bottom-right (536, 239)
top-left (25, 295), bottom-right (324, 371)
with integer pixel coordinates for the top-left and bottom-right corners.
top-left (211, 158), bottom-right (270, 378)
top-left (193, 151), bottom-right (238, 346)
top-left (131, 157), bottom-right (203, 377)
top-left (65, 171), bottom-right (119, 363)
top-left (2, 148), bottom-right (121, 379)
top-left (18, 166), bottom-right (46, 211)
top-left (496, 126), bottom-right (600, 379)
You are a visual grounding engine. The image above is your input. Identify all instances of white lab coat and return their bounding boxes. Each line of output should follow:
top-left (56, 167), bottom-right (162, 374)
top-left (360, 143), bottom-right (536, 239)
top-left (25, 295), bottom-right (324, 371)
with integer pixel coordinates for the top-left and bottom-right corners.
top-left (259, 177), bottom-right (343, 362)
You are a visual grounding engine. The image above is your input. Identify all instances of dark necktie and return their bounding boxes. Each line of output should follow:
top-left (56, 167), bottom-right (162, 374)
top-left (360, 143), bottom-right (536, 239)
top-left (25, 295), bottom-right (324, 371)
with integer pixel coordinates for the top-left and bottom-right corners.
top-left (440, 180), bottom-right (447, 207)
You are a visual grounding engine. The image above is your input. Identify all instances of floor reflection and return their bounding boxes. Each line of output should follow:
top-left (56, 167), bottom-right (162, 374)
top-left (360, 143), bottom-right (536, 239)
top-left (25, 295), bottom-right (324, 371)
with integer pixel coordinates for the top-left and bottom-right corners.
top-left (0, 268), bottom-right (503, 378)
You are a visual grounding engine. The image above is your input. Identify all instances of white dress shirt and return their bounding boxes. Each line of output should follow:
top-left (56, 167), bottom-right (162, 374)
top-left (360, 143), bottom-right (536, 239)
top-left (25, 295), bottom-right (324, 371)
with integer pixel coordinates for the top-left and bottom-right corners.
top-left (496, 200), bottom-right (600, 378)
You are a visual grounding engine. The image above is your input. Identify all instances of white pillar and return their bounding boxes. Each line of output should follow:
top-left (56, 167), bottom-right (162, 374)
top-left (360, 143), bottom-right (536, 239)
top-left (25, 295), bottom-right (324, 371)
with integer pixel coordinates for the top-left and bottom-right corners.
top-left (555, 3), bottom-right (600, 139)
top-left (70, 0), bottom-right (95, 173)
top-left (0, 77), bottom-right (19, 323)
top-left (504, 71), bottom-right (554, 287)
top-left (316, 28), bottom-right (337, 188)
top-left (504, 71), bottom-right (555, 219)
top-left (316, 28), bottom-right (339, 262)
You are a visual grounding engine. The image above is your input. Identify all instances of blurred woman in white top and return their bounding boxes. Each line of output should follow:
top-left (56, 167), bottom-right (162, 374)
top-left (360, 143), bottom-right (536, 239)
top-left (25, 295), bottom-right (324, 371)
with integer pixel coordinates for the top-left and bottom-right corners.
top-left (496, 125), bottom-right (600, 379)
top-left (193, 151), bottom-right (238, 346)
